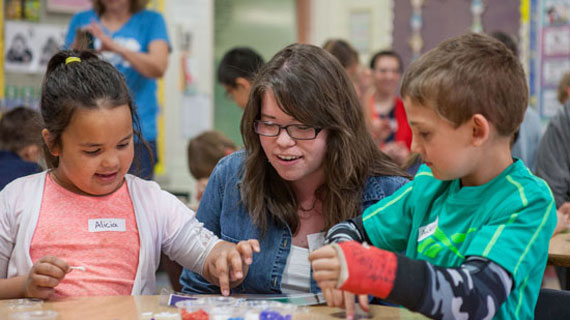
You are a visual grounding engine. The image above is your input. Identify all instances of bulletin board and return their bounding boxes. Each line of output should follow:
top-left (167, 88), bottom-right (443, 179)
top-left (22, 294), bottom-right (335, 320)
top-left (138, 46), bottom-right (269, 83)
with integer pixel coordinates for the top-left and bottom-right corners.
top-left (535, 0), bottom-right (570, 118)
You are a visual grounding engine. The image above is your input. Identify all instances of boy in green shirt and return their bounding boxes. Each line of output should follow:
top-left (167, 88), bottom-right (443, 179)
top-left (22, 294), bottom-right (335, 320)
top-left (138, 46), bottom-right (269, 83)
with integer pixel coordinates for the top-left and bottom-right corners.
top-left (309, 33), bottom-right (556, 320)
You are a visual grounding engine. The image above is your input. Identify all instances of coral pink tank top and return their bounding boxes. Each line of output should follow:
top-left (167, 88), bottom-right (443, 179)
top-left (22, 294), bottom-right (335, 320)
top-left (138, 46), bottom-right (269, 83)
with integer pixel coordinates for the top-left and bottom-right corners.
top-left (30, 174), bottom-right (140, 298)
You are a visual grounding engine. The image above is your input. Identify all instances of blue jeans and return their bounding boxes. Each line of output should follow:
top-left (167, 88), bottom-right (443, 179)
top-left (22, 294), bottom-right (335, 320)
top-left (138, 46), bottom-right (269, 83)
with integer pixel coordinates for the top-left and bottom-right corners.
top-left (129, 140), bottom-right (157, 180)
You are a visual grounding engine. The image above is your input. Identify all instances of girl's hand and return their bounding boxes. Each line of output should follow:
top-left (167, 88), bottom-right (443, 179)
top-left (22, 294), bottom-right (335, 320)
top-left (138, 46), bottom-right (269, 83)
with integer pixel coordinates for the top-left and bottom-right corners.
top-left (204, 239), bottom-right (260, 296)
top-left (310, 245), bottom-right (369, 319)
top-left (25, 256), bottom-right (69, 300)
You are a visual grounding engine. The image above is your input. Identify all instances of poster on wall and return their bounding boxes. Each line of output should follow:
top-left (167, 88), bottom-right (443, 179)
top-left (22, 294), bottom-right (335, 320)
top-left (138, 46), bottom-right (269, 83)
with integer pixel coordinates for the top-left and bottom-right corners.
top-left (4, 21), bottom-right (67, 74)
top-left (349, 10), bottom-right (372, 54)
top-left (537, 0), bottom-right (570, 118)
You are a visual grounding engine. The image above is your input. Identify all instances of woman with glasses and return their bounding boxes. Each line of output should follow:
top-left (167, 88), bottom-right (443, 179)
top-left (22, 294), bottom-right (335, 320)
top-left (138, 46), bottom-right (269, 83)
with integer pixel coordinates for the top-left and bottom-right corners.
top-left (180, 44), bottom-right (409, 296)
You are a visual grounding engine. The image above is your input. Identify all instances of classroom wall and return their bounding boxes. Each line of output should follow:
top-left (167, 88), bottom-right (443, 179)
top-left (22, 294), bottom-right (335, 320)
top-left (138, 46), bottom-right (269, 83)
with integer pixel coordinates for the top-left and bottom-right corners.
top-left (3, 0), bottom-right (71, 102)
top-left (393, 1), bottom-right (520, 68)
top-left (212, 0), bottom-right (297, 147)
top-left (156, 0), bottom-right (214, 200)
top-left (310, 0), bottom-right (393, 66)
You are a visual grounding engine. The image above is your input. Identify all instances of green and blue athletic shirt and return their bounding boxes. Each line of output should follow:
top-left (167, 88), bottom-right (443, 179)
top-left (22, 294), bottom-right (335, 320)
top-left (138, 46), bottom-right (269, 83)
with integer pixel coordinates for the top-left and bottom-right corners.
top-left (326, 159), bottom-right (556, 319)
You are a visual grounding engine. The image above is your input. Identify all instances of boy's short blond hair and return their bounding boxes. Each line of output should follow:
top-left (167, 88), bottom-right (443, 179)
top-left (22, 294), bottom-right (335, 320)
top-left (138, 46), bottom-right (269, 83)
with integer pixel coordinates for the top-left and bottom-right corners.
top-left (187, 130), bottom-right (237, 180)
top-left (401, 33), bottom-right (528, 137)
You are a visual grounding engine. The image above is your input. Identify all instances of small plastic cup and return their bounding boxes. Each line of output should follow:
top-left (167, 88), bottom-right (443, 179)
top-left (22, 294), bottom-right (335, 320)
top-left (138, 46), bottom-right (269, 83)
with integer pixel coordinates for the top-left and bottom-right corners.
top-left (9, 310), bottom-right (58, 320)
top-left (202, 296), bottom-right (241, 307)
top-left (153, 311), bottom-right (181, 320)
top-left (239, 300), bottom-right (283, 320)
top-left (6, 299), bottom-right (43, 311)
top-left (208, 306), bottom-right (245, 320)
top-left (176, 299), bottom-right (211, 320)
top-left (238, 301), bottom-right (296, 320)
top-left (259, 302), bottom-right (297, 320)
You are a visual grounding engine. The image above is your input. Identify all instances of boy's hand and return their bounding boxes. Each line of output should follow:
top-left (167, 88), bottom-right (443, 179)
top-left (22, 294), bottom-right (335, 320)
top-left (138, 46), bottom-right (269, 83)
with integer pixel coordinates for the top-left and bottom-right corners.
top-left (309, 245), bottom-right (341, 289)
top-left (310, 245), bottom-right (369, 319)
top-left (205, 239), bottom-right (260, 296)
top-left (25, 255), bottom-right (69, 300)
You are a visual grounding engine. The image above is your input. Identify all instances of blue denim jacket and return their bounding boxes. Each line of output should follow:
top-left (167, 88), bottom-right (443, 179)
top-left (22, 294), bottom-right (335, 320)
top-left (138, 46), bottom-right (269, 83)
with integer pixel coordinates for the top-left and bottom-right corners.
top-left (180, 150), bottom-right (408, 294)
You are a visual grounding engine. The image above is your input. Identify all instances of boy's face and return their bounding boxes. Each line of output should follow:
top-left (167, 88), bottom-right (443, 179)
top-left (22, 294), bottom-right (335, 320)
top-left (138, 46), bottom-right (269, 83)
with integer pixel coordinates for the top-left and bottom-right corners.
top-left (223, 77), bottom-right (251, 109)
top-left (404, 98), bottom-right (481, 184)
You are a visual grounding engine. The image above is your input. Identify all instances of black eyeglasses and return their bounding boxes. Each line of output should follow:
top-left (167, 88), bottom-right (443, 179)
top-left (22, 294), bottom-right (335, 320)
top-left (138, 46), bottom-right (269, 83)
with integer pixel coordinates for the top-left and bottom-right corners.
top-left (253, 120), bottom-right (322, 140)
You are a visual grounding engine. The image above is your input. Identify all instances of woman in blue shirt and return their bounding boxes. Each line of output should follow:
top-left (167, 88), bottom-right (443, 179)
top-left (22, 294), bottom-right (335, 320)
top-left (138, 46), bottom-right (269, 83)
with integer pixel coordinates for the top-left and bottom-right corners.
top-left (180, 44), bottom-right (409, 295)
top-left (64, 0), bottom-right (170, 179)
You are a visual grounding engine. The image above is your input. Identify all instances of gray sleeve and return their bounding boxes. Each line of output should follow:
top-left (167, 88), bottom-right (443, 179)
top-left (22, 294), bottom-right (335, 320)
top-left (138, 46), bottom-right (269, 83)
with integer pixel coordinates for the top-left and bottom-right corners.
top-left (415, 257), bottom-right (513, 320)
top-left (388, 256), bottom-right (513, 320)
top-left (535, 113), bottom-right (570, 208)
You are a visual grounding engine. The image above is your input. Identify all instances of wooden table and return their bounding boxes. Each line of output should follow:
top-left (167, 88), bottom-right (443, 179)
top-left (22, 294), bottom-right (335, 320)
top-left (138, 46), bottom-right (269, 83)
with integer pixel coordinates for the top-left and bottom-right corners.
top-left (0, 295), bottom-right (427, 320)
top-left (548, 232), bottom-right (570, 290)
top-left (549, 233), bottom-right (570, 267)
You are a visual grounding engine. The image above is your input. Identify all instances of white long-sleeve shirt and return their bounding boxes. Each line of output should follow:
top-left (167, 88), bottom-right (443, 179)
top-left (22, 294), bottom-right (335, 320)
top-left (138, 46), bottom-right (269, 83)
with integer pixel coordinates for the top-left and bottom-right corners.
top-left (0, 171), bottom-right (221, 294)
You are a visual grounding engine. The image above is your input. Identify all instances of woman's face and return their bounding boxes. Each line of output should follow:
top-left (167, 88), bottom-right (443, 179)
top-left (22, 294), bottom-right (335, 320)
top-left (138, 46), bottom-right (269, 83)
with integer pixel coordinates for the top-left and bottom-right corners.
top-left (258, 90), bottom-right (328, 188)
top-left (101, 0), bottom-right (130, 12)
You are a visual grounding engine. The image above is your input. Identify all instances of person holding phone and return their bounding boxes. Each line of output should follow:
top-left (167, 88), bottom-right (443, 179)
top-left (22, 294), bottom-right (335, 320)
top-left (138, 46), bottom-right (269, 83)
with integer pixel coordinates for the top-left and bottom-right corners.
top-left (64, 0), bottom-right (170, 180)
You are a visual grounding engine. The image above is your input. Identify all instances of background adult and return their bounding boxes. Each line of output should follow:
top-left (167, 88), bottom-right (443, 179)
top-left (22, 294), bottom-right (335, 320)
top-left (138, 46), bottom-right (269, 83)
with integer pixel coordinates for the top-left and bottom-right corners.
top-left (64, 0), bottom-right (170, 179)
top-left (365, 50), bottom-right (412, 166)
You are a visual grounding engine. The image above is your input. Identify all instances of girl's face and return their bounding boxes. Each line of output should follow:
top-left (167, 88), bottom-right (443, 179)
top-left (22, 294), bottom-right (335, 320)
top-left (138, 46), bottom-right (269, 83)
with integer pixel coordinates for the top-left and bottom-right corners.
top-left (259, 90), bottom-right (328, 189)
top-left (45, 104), bottom-right (134, 196)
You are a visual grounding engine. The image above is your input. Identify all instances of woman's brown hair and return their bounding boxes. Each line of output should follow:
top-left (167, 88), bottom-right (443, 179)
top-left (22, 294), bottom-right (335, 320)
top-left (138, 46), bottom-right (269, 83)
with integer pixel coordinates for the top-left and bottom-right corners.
top-left (240, 43), bottom-right (406, 235)
top-left (93, 0), bottom-right (149, 16)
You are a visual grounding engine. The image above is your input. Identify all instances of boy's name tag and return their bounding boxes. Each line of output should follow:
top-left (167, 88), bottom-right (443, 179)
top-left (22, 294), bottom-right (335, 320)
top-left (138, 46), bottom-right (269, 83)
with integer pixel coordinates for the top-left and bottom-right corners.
top-left (307, 232), bottom-right (326, 253)
top-left (418, 217), bottom-right (438, 242)
top-left (88, 219), bottom-right (126, 232)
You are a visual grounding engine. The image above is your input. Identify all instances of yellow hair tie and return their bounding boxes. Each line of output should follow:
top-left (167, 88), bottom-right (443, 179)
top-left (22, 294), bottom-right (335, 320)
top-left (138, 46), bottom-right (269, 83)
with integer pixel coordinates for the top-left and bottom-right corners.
top-left (65, 57), bottom-right (81, 64)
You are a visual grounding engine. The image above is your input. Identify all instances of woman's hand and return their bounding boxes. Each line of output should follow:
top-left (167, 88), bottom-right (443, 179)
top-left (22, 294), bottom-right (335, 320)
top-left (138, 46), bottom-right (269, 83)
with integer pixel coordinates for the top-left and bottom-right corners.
top-left (310, 245), bottom-right (369, 320)
top-left (25, 255), bottom-right (69, 300)
top-left (84, 22), bottom-right (120, 53)
top-left (83, 21), bottom-right (169, 78)
top-left (203, 239), bottom-right (260, 296)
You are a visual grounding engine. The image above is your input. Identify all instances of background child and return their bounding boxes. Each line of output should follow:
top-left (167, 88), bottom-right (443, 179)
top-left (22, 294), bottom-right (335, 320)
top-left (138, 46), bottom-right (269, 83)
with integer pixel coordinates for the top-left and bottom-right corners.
top-left (0, 106), bottom-right (43, 190)
top-left (0, 50), bottom-right (258, 300)
top-left (156, 130), bottom-right (238, 292)
top-left (218, 47), bottom-right (264, 109)
top-left (309, 33), bottom-right (556, 320)
top-left (187, 130), bottom-right (237, 205)
top-left (536, 71), bottom-right (570, 236)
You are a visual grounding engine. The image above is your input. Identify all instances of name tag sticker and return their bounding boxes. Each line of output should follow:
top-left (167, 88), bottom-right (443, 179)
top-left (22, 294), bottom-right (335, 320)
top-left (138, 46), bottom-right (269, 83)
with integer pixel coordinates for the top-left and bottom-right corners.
top-left (88, 219), bottom-right (126, 232)
top-left (418, 217), bottom-right (438, 242)
top-left (307, 232), bottom-right (326, 253)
